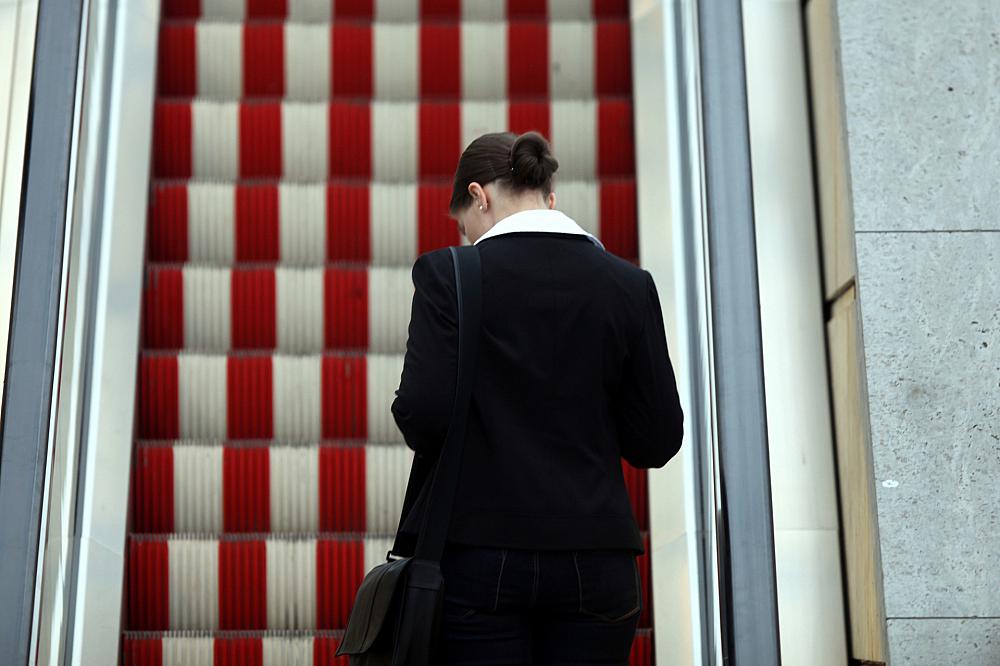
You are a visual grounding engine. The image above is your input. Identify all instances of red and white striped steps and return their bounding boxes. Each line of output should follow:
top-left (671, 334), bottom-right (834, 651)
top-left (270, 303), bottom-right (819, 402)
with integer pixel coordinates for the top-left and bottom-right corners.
top-left (131, 442), bottom-right (649, 535)
top-left (125, 0), bottom-right (653, 662)
top-left (121, 629), bottom-right (655, 665)
top-left (125, 533), bottom-right (654, 631)
top-left (146, 179), bottom-right (638, 265)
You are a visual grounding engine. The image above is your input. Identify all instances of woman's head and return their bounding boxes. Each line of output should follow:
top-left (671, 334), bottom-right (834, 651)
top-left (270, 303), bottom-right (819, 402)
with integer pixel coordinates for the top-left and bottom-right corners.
top-left (448, 131), bottom-right (559, 243)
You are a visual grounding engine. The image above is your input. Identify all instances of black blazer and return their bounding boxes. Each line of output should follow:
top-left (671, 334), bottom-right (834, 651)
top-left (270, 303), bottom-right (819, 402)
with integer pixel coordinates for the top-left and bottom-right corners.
top-left (390, 231), bottom-right (684, 556)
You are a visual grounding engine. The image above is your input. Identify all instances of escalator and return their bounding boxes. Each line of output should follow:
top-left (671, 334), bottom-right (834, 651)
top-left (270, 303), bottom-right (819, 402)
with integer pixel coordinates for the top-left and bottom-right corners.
top-left (122, 1), bottom-right (654, 662)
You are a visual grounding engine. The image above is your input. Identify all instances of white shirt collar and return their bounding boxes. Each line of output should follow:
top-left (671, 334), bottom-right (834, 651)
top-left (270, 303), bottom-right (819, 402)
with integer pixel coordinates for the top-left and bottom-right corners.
top-left (473, 208), bottom-right (606, 251)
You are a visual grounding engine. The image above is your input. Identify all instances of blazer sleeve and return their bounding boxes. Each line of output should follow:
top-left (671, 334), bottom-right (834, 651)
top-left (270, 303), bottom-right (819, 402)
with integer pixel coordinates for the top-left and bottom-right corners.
top-left (390, 250), bottom-right (459, 456)
top-left (614, 270), bottom-right (685, 469)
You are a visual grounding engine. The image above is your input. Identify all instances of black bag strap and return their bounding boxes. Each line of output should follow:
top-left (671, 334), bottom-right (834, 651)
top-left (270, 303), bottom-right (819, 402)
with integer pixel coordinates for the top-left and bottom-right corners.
top-left (390, 244), bottom-right (481, 564)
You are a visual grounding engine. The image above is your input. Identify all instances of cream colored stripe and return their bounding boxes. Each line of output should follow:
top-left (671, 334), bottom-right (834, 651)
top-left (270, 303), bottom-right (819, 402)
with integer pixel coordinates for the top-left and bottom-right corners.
top-left (286, 24), bottom-right (330, 100)
top-left (461, 21), bottom-right (507, 100)
top-left (272, 355), bottom-right (322, 441)
top-left (169, 538), bottom-right (219, 630)
top-left (192, 101), bottom-right (239, 180)
top-left (365, 444), bottom-right (414, 534)
top-left (552, 180), bottom-right (600, 238)
top-left (269, 446), bottom-right (320, 534)
top-left (173, 444), bottom-right (223, 533)
top-left (462, 0), bottom-right (504, 20)
top-left (279, 183), bottom-right (327, 266)
top-left (550, 0), bottom-right (594, 20)
top-left (201, 0), bottom-right (245, 20)
top-left (183, 267), bottom-right (231, 351)
top-left (366, 354), bottom-right (406, 443)
top-left (550, 21), bottom-right (595, 99)
top-left (178, 354), bottom-right (227, 440)
top-left (263, 636), bottom-right (314, 666)
top-left (266, 538), bottom-right (317, 630)
top-left (373, 23), bottom-right (418, 100)
top-left (374, 0), bottom-right (417, 21)
top-left (282, 102), bottom-right (329, 182)
top-left (367, 266), bottom-right (412, 354)
top-left (551, 100), bottom-right (596, 180)
top-left (163, 636), bottom-right (214, 666)
top-left (369, 183), bottom-right (417, 267)
top-left (187, 183), bottom-right (235, 264)
top-left (275, 267), bottom-right (324, 352)
top-left (290, 0), bottom-right (331, 20)
top-left (364, 535), bottom-right (396, 574)
top-left (461, 101), bottom-right (508, 154)
top-left (196, 23), bottom-right (242, 98)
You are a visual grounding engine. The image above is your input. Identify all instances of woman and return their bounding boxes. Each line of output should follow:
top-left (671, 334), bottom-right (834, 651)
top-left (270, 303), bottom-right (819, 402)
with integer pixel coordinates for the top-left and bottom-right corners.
top-left (390, 130), bottom-right (684, 665)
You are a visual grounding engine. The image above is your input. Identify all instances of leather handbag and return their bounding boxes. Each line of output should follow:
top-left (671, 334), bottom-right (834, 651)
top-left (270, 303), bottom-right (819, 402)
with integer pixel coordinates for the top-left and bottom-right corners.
top-left (335, 244), bottom-right (482, 665)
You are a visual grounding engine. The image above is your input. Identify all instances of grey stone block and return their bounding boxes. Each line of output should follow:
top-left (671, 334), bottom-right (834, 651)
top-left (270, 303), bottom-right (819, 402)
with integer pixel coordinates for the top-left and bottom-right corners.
top-left (888, 618), bottom-right (1000, 665)
top-left (837, 0), bottom-right (1000, 232)
top-left (855, 231), bottom-right (1000, 617)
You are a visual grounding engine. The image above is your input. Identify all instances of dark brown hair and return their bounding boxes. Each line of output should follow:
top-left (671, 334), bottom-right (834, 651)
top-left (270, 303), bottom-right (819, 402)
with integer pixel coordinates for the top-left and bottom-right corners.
top-left (448, 131), bottom-right (559, 216)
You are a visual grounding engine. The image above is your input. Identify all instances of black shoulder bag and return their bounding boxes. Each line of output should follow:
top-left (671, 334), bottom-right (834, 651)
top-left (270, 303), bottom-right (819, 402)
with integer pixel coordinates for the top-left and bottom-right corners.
top-left (335, 244), bottom-right (482, 665)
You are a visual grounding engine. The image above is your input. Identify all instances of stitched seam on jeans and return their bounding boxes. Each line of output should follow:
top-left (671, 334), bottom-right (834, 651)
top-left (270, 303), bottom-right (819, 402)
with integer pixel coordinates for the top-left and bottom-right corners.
top-left (494, 549), bottom-right (507, 612)
top-left (572, 551), bottom-right (583, 613)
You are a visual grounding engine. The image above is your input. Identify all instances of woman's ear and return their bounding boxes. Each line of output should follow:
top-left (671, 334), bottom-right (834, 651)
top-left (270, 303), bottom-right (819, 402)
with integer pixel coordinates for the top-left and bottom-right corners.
top-left (468, 182), bottom-right (486, 209)
top-left (547, 191), bottom-right (556, 209)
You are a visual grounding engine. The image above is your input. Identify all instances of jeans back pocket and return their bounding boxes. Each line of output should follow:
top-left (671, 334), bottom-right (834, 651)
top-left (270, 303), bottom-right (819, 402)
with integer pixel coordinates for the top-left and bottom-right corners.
top-left (572, 548), bottom-right (641, 623)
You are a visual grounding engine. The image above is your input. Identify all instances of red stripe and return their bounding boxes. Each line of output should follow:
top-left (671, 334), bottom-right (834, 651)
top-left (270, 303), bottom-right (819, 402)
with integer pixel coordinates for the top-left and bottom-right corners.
top-left (597, 100), bottom-right (635, 177)
top-left (418, 102), bottom-right (460, 178)
top-left (223, 446), bottom-right (271, 533)
top-left (638, 532), bottom-right (652, 628)
top-left (332, 24), bottom-right (372, 97)
top-left (148, 184), bottom-right (189, 263)
top-left (162, 0), bottom-right (201, 19)
top-left (316, 539), bottom-right (365, 629)
top-left (329, 103), bottom-right (371, 178)
top-left (314, 638), bottom-right (341, 666)
top-left (227, 356), bottom-right (274, 439)
top-left (420, 0), bottom-right (459, 19)
top-left (239, 104), bottom-right (282, 179)
top-left (334, 0), bottom-right (373, 19)
top-left (508, 22), bottom-right (548, 98)
top-left (318, 447), bottom-right (367, 532)
top-left (157, 25), bottom-right (195, 96)
top-left (594, 0), bottom-right (630, 18)
top-left (508, 102), bottom-right (550, 140)
top-left (153, 102), bottom-right (192, 178)
top-left (507, 0), bottom-right (546, 18)
top-left (600, 180), bottom-right (637, 260)
top-left (243, 24), bottom-right (285, 97)
top-left (139, 356), bottom-right (179, 440)
top-left (326, 184), bottom-right (371, 262)
top-left (419, 24), bottom-right (460, 98)
top-left (127, 539), bottom-right (169, 630)
top-left (132, 447), bottom-right (175, 534)
top-left (247, 0), bottom-right (287, 19)
top-left (143, 267), bottom-right (184, 350)
top-left (231, 269), bottom-right (277, 350)
top-left (631, 633), bottom-right (652, 662)
top-left (235, 184), bottom-right (280, 262)
top-left (218, 540), bottom-right (267, 630)
top-left (595, 21), bottom-right (632, 96)
top-left (214, 638), bottom-right (263, 666)
top-left (620, 459), bottom-right (648, 531)
top-left (324, 268), bottom-right (369, 350)
top-left (123, 637), bottom-right (164, 666)
top-left (321, 355), bottom-right (367, 439)
top-left (417, 185), bottom-right (456, 255)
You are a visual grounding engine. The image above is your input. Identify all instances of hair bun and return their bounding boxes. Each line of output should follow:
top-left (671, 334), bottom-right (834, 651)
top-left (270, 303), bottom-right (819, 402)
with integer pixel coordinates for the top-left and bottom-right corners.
top-left (509, 131), bottom-right (559, 189)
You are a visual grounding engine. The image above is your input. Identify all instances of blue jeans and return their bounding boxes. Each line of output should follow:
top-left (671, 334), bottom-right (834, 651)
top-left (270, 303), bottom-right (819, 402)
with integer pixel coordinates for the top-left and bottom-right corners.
top-left (438, 541), bottom-right (642, 665)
